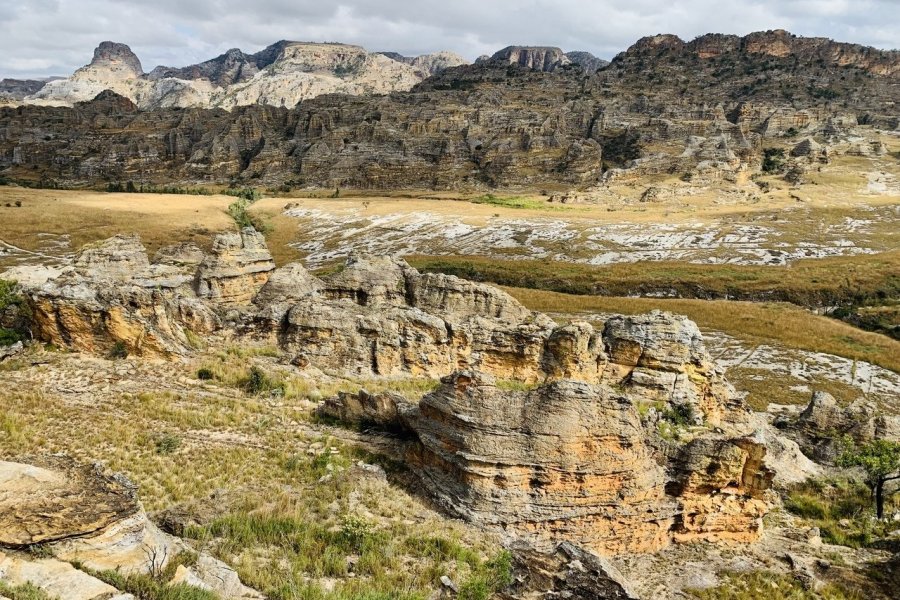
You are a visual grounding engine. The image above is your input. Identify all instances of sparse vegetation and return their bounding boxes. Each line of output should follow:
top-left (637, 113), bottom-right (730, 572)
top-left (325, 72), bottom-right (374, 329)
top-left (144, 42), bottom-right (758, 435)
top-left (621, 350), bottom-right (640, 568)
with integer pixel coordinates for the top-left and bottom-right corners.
top-left (0, 279), bottom-right (30, 346)
top-left (836, 439), bottom-right (900, 520)
top-left (785, 477), bottom-right (900, 548)
top-left (688, 570), bottom-right (861, 600)
top-left (80, 552), bottom-right (217, 600)
top-left (0, 582), bottom-right (53, 600)
top-left (469, 194), bottom-right (561, 210)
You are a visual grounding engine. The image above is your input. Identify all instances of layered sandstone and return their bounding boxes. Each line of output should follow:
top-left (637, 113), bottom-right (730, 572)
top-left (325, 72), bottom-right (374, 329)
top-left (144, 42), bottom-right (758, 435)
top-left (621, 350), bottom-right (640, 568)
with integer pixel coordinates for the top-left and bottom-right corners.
top-left (24, 235), bottom-right (218, 356)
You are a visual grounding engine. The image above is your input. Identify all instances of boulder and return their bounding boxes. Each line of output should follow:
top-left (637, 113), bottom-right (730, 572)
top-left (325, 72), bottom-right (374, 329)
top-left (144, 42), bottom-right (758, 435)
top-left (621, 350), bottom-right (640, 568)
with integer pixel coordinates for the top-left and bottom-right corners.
top-left (784, 391), bottom-right (893, 463)
top-left (318, 389), bottom-right (411, 430)
top-left (194, 228), bottom-right (276, 307)
top-left (502, 541), bottom-right (638, 599)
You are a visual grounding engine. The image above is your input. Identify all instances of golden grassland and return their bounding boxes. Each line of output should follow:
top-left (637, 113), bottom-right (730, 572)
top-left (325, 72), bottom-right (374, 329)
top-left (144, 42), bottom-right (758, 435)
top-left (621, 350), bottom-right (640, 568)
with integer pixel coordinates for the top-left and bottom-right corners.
top-left (502, 287), bottom-right (900, 374)
top-left (0, 188), bottom-right (235, 256)
top-left (408, 251), bottom-right (900, 307)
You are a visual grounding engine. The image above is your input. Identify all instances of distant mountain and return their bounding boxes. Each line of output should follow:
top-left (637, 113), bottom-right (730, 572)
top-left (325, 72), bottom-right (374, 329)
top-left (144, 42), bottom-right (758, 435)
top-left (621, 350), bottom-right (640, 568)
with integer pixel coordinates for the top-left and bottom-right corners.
top-left (478, 46), bottom-right (609, 73)
top-left (22, 41), bottom-right (469, 110)
top-left (2, 30), bottom-right (897, 192)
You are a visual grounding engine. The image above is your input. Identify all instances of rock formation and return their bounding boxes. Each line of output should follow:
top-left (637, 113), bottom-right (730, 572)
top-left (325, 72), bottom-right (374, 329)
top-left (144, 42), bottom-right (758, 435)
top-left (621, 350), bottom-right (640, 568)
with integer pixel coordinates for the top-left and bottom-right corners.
top-left (778, 391), bottom-right (900, 463)
top-left (3, 30), bottom-right (895, 190)
top-left (0, 456), bottom-right (261, 599)
top-left (8, 231), bottom-right (786, 575)
top-left (23, 234), bottom-right (218, 356)
top-left (195, 228), bottom-right (276, 307)
top-left (23, 41), bottom-right (469, 110)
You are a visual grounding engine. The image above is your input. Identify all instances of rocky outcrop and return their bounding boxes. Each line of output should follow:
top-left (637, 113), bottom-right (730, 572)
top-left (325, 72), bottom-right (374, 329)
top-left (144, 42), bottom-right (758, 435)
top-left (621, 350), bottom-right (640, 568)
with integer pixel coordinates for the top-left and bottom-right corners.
top-left (399, 370), bottom-right (773, 555)
top-left (779, 391), bottom-right (900, 463)
top-left (409, 372), bottom-right (675, 554)
top-left (194, 228), bottom-right (275, 307)
top-left (378, 50), bottom-right (468, 78)
top-left (319, 389), bottom-right (411, 430)
top-left (565, 51), bottom-right (610, 74)
top-left (20, 235), bottom-right (218, 356)
top-left (502, 541), bottom-right (638, 599)
top-left (0, 457), bottom-right (261, 599)
top-left (487, 46), bottom-right (571, 71)
top-left (0, 456), bottom-right (139, 547)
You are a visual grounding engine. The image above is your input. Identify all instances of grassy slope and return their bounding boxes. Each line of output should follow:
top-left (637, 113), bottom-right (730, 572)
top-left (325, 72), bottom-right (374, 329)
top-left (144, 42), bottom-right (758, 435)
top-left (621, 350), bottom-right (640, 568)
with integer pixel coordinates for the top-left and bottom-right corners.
top-left (501, 287), bottom-right (900, 374)
top-left (408, 252), bottom-right (900, 309)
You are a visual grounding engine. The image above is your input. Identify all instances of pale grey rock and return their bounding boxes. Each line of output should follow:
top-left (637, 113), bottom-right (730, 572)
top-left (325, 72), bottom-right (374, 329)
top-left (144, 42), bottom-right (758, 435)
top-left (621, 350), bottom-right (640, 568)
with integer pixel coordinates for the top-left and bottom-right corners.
top-left (194, 227), bottom-right (275, 306)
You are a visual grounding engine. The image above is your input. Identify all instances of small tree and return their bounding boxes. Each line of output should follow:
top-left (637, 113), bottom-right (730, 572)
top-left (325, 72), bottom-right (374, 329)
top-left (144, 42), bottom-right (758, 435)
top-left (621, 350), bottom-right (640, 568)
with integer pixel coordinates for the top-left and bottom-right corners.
top-left (837, 438), bottom-right (900, 519)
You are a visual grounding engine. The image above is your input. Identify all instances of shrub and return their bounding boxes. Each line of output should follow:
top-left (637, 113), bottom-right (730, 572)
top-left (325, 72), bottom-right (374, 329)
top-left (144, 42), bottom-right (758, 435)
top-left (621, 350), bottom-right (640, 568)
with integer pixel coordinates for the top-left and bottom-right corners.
top-left (762, 148), bottom-right (786, 173)
top-left (155, 433), bottom-right (182, 455)
top-left (242, 366), bottom-right (284, 396)
top-left (196, 367), bottom-right (214, 381)
top-left (107, 341), bottom-right (129, 360)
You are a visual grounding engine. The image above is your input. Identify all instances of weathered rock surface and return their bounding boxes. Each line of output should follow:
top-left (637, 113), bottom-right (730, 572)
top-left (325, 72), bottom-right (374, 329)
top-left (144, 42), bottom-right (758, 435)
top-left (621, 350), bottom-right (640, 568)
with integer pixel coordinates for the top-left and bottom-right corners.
top-left (401, 370), bottom-right (773, 555)
top-left (0, 456), bottom-right (138, 547)
top-left (502, 541), bottom-right (638, 599)
top-left (0, 552), bottom-right (134, 600)
top-left (409, 372), bottom-right (676, 554)
top-left (21, 235), bottom-right (218, 356)
top-left (194, 227), bottom-right (275, 307)
top-left (2, 30), bottom-right (895, 190)
top-left (779, 391), bottom-right (900, 463)
top-left (0, 457), bottom-right (261, 599)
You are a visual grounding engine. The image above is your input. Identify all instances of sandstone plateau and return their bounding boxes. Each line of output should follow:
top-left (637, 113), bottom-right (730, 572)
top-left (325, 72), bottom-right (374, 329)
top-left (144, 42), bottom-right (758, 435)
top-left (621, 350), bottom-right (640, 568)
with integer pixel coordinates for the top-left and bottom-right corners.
top-left (1, 30), bottom-right (895, 190)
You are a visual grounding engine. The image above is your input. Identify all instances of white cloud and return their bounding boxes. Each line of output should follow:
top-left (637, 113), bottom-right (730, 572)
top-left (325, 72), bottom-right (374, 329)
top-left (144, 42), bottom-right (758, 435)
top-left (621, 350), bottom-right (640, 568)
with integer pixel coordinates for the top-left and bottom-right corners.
top-left (0, 0), bottom-right (896, 78)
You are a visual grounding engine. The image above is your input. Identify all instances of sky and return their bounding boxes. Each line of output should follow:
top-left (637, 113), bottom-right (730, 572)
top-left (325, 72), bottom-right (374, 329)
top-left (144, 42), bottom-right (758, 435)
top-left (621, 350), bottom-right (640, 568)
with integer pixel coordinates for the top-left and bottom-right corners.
top-left (1, 0), bottom-right (898, 79)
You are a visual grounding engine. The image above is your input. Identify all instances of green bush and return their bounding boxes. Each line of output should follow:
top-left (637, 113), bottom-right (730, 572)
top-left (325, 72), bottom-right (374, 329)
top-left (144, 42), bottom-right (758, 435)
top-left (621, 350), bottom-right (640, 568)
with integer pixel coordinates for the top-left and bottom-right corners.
top-left (196, 367), bottom-right (215, 381)
top-left (155, 433), bottom-right (182, 455)
top-left (242, 366), bottom-right (284, 396)
top-left (762, 148), bottom-right (786, 174)
top-left (107, 341), bottom-right (129, 360)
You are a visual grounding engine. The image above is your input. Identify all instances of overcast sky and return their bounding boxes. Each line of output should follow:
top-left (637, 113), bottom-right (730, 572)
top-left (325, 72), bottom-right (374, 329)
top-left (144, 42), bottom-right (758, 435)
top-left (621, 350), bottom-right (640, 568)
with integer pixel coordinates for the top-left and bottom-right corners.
top-left (1, 0), bottom-right (898, 79)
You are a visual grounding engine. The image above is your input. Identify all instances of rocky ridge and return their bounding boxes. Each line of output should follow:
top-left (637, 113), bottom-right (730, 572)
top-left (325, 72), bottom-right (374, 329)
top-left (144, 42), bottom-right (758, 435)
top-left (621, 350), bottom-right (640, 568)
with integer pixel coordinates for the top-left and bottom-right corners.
top-left (1, 30), bottom-right (895, 190)
top-left (23, 40), bottom-right (468, 110)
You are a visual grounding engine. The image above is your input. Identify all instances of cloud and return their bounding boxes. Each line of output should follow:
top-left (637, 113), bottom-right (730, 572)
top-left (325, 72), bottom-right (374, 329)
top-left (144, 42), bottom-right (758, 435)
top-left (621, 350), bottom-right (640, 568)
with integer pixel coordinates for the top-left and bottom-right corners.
top-left (0, 0), bottom-right (896, 78)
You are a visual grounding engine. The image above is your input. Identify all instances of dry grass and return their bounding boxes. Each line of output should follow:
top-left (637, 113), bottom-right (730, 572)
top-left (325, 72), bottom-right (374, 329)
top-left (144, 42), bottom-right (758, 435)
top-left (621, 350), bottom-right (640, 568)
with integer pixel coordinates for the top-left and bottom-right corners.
top-left (502, 287), bottom-right (900, 374)
top-left (0, 188), bottom-right (235, 258)
top-left (408, 252), bottom-right (900, 309)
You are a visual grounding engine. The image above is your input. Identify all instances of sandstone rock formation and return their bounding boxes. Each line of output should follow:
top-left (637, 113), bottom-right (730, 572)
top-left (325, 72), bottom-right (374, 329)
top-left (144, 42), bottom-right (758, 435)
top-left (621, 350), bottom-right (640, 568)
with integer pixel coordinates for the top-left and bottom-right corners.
top-left (195, 227), bottom-right (275, 307)
top-left (0, 456), bottom-right (261, 599)
top-left (0, 456), bottom-right (138, 547)
top-left (398, 370), bottom-right (773, 555)
top-left (24, 40), bottom-right (470, 110)
top-left (20, 235), bottom-right (218, 356)
top-left (779, 391), bottom-right (900, 463)
top-left (4, 30), bottom-right (894, 190)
